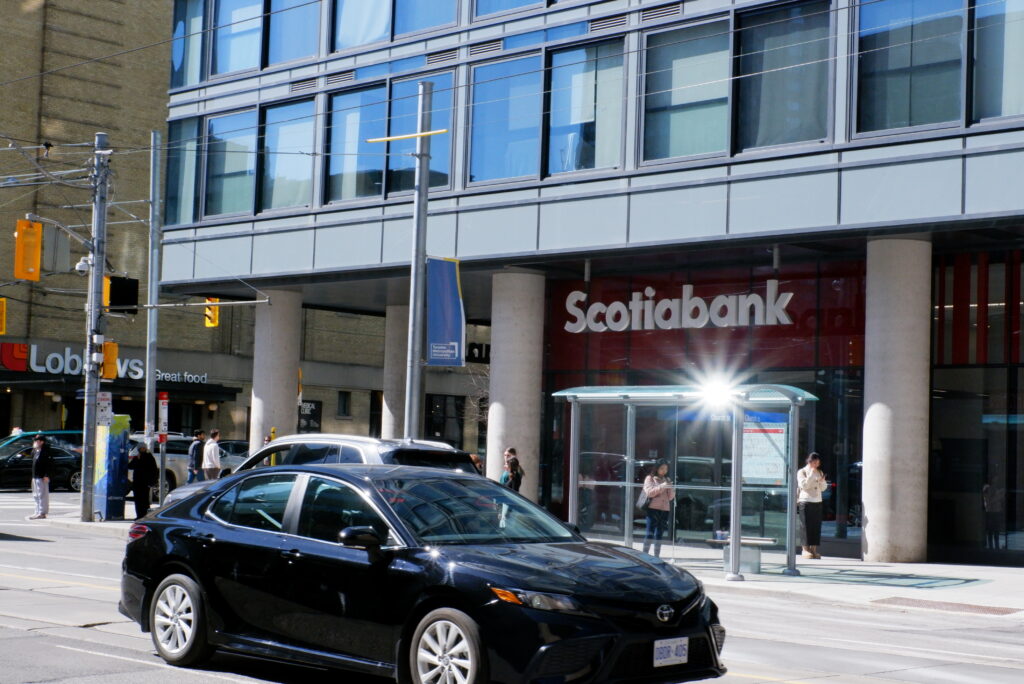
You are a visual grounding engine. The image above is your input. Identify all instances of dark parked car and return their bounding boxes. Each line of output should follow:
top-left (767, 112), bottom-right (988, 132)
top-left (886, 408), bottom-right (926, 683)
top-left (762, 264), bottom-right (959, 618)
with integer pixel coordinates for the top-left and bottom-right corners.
top-left (0, 445), bottom-right (82, 491)
top-left (161, 434), bottom-right (476, 506)
top-left (120, 465), bottom-right (726, 683)
top-left (0, 430), bottom-right (83, 459)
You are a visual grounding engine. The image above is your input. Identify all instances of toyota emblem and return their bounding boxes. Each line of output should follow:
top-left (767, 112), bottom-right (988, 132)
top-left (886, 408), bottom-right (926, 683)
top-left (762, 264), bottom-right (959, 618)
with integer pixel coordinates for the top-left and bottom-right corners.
top-left (656, 604), bottom-right (675, 623)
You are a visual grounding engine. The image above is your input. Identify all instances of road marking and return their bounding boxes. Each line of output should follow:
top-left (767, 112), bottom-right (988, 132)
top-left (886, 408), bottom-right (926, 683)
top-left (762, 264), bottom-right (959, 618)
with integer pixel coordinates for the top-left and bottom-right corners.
top-left (53, 644), bottom-right (251, 682)
top-left (726, 673), bottom-right (817, 683)
top-left (0, 571), bottom-right (118, 591)
top-left (0, 548), bottom-right (121, 566)
top-left (0, 563), bottom-right (118, 582)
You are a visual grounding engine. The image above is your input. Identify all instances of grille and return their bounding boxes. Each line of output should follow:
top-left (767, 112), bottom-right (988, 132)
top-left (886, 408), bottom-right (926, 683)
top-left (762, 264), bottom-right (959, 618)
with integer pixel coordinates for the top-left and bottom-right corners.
top-left (590, 14), bottom-right (628, 32)
top-left (534, 638), bottom-right (608, 677)
top-left (289, 78), bottom-right (317, 93)
top-left (468, 40), bottom-right (501, 56)
top-left (326, 71), bottom-right (354, 86)
top-left (426, 49), bottom-right (458, 65)
top-left (583, 595), bottom-right (703, 632)
top-left (641, 4), bottom-right (682, 22)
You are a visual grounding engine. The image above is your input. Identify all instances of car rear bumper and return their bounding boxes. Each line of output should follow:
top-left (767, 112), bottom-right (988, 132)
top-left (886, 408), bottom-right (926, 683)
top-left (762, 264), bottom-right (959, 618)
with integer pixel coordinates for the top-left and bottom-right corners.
top-left (119, 570), bottom-right (148, 631)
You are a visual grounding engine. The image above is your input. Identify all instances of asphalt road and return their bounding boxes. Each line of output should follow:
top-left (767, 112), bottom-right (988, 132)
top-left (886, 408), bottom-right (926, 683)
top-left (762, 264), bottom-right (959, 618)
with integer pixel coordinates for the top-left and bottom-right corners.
top-left (1, 490), bottom-right (1022, 684)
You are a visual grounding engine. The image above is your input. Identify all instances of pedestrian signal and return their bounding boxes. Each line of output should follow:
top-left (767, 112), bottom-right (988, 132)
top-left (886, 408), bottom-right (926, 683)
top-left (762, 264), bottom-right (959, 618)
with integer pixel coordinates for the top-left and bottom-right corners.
top-left (100, 341), bottom-right (119, 379)
top-left (103, 276), bottom-right (139, 315)
top-left (204, 297), bottom-right (219, 328)
top-left (14, 219), bottom-right (43, 281)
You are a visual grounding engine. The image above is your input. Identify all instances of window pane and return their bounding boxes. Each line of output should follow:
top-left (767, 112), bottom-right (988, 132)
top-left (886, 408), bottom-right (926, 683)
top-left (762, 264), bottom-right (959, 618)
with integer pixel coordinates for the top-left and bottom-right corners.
top-left (165, 118), bottom-right (200, 225)
top-left (395, 0), bottom-right (456, 35)
top-left (858, 0), bottom-right (963, 132)
top-left (470, 57), bottom-right (542, 182)
top-left (299, 477), bottom-right (390, 542)
top-left (327, 87), bottom-right (387, 200)
top-left (230, 474), bottom-right (296, 531)
top-left (212, 0), bottom-right (261, 75)
top-left (644, 23), bottom-right (729, 160)
top-left (549, 40), bottom-right (623, 174)
top-left (261, 100), bottom-right (315, 210)
top-left (205, 111), bottom-right (258, 215)
top-left (973, 0), bottom-right (1024, 120)
top-left (476, 0), bottom-right (536, 17)
top-left (171, 0), bottom-right (204, 88)
top-left (388, 73), bottom-right (453, 192)
top-left (738, 1), bottom-right (830, 150)
top-left (334, 0), bottom-right (390, 51)
top-left (268, 0), bottom-right (320, 65)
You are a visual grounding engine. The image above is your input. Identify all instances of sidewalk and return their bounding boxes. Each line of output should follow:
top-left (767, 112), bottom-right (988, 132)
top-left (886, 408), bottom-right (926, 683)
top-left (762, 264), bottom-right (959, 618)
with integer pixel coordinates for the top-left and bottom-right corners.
top-left (42, 509), bottom-right (134, 540)
top-left (666, 544), bottom-right (1024, 616)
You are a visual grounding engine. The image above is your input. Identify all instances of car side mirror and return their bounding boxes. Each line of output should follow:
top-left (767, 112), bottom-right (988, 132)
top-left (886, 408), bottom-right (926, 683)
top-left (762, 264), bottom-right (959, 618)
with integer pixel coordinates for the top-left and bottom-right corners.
top-left (339, 525), bottom-right (382, 549)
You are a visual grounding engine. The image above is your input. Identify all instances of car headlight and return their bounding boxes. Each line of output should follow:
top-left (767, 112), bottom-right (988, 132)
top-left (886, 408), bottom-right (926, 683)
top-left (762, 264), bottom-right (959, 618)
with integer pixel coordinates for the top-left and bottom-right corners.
top-left (491, 587), bottom-right (584, 614)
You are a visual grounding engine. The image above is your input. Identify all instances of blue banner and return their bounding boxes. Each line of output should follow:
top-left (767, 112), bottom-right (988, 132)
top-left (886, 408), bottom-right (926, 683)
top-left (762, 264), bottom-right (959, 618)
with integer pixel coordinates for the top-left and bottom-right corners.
top-left (426, 257), bottom-right (465, 367)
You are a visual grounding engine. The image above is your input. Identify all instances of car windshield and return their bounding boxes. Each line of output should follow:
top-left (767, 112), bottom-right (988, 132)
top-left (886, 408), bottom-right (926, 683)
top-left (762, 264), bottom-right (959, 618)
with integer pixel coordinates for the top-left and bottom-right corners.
top-left (376, 476), bottom-right (576, 546)
top-left (388, 448), bottom-right (475, 472)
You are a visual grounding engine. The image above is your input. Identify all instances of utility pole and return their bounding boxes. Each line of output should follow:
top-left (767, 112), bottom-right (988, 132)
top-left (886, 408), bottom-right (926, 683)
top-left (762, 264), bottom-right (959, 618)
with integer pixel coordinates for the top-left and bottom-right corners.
top-left (144, 130), bottom-right (166, 503)
top-left (403, 81), bottom-right (433, 441)
top-left (80, 132), bottom-right (112, 522)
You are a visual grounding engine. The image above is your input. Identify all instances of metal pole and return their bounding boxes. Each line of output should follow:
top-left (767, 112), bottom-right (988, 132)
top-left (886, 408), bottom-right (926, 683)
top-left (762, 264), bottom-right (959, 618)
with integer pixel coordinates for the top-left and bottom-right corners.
top-left (567, 399), bottom-right (581, 526)
top-left (624, 404), bottom-right (636, 548)
top-left (783, 401), bottom-right (802, 576)
top-left (80, 132), bottom-right (111, 522)
top-left (726, 401), bottom-right (745, 581)
top-left (145, 131), bottom-right (166, 504)
top-left (402, 81), bottom-right (433, 440)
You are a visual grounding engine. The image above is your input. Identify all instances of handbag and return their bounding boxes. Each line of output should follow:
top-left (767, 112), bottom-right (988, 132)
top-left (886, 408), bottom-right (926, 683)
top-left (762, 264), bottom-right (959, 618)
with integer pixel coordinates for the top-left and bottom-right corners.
top-left (636, 489), bottom-right (650, 511)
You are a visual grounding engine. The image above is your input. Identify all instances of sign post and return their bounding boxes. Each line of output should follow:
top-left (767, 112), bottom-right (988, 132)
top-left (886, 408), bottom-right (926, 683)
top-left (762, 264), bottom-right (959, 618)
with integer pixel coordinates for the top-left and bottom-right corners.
top-left (157, 391), bottom-right (168, 503)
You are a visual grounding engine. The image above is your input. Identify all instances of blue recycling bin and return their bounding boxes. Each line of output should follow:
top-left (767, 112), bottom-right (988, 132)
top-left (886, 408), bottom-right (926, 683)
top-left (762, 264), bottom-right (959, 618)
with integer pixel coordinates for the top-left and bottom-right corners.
top-left (92, 414), bottom-right (131, 521)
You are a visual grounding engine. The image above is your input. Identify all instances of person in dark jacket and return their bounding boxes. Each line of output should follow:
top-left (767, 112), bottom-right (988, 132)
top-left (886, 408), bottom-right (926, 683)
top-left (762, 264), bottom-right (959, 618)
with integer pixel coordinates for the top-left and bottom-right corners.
top-left (29, 434), bottom-right (53, 520)
top-left (187, 430), bottom-right (205, 483)
top-left (128, 444), bottom-right (159, 520)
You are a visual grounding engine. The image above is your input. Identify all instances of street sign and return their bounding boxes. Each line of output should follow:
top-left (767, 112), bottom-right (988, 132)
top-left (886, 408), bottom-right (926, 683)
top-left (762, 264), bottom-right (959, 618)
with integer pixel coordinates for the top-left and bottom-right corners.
top-left (157, 391), bottom-right (168, 443)
top-left (97, 392), bottom-right (113, 426)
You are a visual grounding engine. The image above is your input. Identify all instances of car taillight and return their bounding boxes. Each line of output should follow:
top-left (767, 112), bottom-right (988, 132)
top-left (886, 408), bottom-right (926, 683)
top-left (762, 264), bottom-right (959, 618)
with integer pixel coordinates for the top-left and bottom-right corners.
top-left (128, 524), bottom-right (150, 541)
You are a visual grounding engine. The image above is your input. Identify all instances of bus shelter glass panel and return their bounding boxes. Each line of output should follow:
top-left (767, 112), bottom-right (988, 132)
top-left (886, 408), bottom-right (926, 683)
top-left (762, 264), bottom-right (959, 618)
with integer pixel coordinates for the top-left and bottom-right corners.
top-left (577, 404), bottom-right (626, 539)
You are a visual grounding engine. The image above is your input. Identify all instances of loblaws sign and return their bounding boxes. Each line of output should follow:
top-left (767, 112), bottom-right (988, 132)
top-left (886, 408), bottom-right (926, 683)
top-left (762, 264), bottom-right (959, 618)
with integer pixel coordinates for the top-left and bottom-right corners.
top-left (0, 342), bottom-right (208, 383)
top-left (565, 279), bottom-right (794, 333)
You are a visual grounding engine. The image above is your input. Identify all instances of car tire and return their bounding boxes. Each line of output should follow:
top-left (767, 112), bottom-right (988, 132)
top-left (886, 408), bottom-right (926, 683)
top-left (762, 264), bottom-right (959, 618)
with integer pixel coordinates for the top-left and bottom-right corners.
top-left (409, 608), bottom-right (487, 684)
top-left (68, 471), bottom-right (82, 493)
top-left (149, 573), bottom-right (214, 667)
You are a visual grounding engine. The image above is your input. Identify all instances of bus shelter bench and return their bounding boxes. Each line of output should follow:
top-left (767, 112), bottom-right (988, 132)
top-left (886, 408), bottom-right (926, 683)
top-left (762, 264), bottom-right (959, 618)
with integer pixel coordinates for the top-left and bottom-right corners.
top-left (704, 537), bottom-right (777, 573)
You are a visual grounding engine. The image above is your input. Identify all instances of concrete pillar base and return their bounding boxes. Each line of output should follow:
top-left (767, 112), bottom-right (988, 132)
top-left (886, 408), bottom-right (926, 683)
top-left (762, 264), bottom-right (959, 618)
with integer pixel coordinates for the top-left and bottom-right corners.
top-left (249, 290), bottom-right (302, 447)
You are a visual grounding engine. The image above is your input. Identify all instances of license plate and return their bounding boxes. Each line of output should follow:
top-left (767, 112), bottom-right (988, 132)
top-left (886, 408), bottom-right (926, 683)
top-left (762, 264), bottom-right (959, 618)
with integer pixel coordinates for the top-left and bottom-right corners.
top-left (653, 636), bottom-right (689, 667)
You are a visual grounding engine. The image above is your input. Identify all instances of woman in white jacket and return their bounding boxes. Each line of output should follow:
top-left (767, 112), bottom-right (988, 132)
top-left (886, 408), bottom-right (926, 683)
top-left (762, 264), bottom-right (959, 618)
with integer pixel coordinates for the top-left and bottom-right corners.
top-left (797, 452), bottom-right (828, 559)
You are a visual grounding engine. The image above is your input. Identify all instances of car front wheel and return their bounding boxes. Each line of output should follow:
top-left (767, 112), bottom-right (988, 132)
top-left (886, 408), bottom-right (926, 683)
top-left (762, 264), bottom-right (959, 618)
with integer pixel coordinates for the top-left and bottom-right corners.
top-left (149, 573), bottom-right (213, 666)
top-left (410, 608), bottom-right (487, 684)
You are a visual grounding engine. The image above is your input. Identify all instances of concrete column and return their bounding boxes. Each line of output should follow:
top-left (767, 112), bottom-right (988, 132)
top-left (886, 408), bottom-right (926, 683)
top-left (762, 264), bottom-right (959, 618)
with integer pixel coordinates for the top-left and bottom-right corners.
top-left (249, 290), bottom-right (302, 447)
top-left (862, 236), bottom-right (932, 562)
top-left (487, 271), bottom-right (545, 501)
top-left (382, 304), bottom-right (408, 439)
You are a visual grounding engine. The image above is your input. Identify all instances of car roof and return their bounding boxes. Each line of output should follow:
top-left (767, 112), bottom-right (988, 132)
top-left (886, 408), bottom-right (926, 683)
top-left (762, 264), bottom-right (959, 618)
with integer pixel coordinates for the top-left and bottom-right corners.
top-left (271, 463), bottom-right (480, 482)
top-left (265, 433), bottom-right (464, 453)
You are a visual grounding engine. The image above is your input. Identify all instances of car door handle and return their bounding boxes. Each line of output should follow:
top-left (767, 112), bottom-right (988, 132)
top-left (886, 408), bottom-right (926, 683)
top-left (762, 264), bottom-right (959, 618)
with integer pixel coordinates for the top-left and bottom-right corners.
top-left (280, 549), bottom-right (301, 560)
top-left (188, 532), bottom-right (216, 543)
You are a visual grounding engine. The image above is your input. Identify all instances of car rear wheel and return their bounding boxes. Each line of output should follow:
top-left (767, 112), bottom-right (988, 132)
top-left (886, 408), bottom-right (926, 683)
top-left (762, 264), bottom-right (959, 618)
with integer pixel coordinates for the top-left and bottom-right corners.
top-left (68, 471), bottom-right (82, 492)
top-left (410, 608), bottom-right (486, 684)
top-left (149, 573), bottom-right (213, 666)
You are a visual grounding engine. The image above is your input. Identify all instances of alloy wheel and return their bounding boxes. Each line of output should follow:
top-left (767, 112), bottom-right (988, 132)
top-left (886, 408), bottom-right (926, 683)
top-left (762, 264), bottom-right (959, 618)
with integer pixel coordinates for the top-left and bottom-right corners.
top-left (416, 619), bottom-right (473, 684)
top-left (153, 583), bottom-right (195, 655)
top-left (69, 471), bottom-right (82, 492)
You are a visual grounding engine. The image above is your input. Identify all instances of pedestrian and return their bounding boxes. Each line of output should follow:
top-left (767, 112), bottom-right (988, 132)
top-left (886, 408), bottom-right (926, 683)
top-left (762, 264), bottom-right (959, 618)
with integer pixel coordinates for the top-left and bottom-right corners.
top-left (468, 453), bottom-right (483, 475)
top-left (202, 429), bottom-right (222, 480)
top-left (797, 452), bottom-right (828, 559)
top-left (10, 426), bottom-right (23, 436)
top-left (499, 447), bottom-right (518, 485)
top-left (502, 456), bottom-right (524, 492)
top-left (127, 444), bottom-right (158, 520)
top-left (642, 459), bottom-right (673, 557)
top-left (187, 429), bottom-right (206, 483)
top-left (263, 434), bottom-right (271, 446)
top-left (29, 433), bottom-right (53, 520)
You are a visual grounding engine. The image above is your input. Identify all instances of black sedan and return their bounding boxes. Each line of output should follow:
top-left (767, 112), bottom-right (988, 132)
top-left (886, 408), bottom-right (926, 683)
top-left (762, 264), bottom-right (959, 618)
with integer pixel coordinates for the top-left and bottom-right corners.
top-left (120, 465), bottom-right (726, 683)
top-left (0, 446), bottom-right (82, 492)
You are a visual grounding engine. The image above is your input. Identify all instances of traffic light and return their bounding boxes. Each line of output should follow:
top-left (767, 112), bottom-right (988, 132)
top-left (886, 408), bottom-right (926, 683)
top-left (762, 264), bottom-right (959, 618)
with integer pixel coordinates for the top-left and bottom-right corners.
top-left (13, 219), bottom-right (43, 281)
top-left (103, 275), bottom-right (139, 315)
top-left (0, 298), bottom-right (6, 335)
top-left (99, 340), bottom-right (119, 379)
top-left (204, 297), bottom-right (219, 327)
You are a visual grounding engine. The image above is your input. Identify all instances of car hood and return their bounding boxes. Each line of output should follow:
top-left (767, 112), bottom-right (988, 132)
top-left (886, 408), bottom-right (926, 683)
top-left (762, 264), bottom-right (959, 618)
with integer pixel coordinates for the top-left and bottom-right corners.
top-left (437, 541), bottom-right (699, 602)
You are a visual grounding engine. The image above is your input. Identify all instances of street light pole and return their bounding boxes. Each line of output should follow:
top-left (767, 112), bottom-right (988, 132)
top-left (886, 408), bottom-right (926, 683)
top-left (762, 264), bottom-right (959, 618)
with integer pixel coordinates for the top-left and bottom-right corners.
top-left (402, 81), bottom-right (433, 440)
top-left (145, 130), bottom-right (166, 503)
top-left (80, 132), bottom-right (112, 522)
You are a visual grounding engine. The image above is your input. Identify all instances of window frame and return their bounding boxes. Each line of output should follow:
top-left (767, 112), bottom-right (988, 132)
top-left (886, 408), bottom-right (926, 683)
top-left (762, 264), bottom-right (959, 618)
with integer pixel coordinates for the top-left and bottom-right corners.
top-left (202, 108), bottom-right (260, 219)
top-left (393, 0), bottom-right (459, 39)
top-left (206, 472), bottom-right (302, 533)
top-left (473, 0), bottom-right (544, 21)
top-left (850, 0), bottom-right (969, 139)
top-left (295, 474), bottom-right (406, 548)
top-left (255, 97), bottom-right (318, 213)
top-left (323, 69), bottom-right (456, 205)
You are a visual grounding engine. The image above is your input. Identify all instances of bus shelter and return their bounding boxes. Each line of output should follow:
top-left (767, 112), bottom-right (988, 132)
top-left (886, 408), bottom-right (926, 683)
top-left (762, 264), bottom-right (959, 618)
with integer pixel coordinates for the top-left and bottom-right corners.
top-left (553, 385), bottom-right (818, 577)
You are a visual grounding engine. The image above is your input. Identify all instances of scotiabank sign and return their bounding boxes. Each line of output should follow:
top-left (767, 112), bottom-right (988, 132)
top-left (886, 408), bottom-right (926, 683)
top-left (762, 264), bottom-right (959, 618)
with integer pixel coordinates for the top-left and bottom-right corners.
top-left (0, 342), bottom-right (208, 383)
top-left (565, 279), bottom-right (794, 333)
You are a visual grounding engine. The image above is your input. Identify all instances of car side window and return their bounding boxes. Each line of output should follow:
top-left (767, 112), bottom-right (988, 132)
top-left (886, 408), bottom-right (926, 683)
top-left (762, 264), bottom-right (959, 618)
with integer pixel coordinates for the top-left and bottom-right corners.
top-left (284, 443), bottom-right (338, 465)
top-left (297, 476), bottom-right (392, 544)
top-left (226, 474), bottom-right (296, 532)
top-left (338, 446), bottom-right (363, 464)
top-left (208, 483), bottom-right (239, 521)
top-left (249, 445), bottom-right (292, 470)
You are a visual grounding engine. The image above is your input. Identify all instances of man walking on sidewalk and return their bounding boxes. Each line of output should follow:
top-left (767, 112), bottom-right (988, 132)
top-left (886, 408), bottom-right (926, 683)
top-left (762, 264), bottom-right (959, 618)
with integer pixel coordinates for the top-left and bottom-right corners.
top-left (188, 429), bottom-right (206, 483)
top-left (202, 429), bottom-right (222, 481)
top-left (29, 434), bottom-right (53, 520)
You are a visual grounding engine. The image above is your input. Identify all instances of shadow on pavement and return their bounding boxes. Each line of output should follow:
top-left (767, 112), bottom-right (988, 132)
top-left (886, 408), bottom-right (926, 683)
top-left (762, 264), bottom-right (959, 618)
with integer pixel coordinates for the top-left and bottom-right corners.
top-left (0, 532), bottom-right (53, 543)
top-left (757, 564), bottom-right (981, 589)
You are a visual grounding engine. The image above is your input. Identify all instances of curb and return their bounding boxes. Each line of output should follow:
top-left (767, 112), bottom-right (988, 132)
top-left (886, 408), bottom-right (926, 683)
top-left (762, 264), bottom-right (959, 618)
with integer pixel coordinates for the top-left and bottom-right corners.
top-left (42, 516), bottom-right (131, 540)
